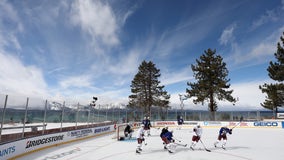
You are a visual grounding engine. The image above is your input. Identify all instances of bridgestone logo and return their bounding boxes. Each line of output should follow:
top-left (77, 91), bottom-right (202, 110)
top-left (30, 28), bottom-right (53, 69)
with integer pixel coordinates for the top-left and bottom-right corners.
top-left (26, 135), bottom-right (64, 149)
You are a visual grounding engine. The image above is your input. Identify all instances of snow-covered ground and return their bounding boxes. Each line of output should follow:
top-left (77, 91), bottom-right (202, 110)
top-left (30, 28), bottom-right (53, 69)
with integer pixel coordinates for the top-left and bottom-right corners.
top-left (1, 122), bottom-right (97, 134)
top-left (17, 127), bottom-right (284, 160)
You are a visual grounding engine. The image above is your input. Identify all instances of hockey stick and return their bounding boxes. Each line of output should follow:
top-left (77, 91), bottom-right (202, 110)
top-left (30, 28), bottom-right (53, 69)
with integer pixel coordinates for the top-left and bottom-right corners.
top-left (173, 137), bottom-right (182, 142)
top-left (199, 139), bottom-right (211, 152)
top-left (231, 119), bottom-right (243, 130)
top-left (174, 142), bottom-right (187, 147)
top-left (143, 137), bottom-right (147, 145)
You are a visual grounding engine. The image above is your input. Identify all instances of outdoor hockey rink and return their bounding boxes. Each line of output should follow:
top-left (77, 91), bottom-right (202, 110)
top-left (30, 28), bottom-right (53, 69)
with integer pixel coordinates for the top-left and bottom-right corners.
top-left (18, 127), bottom-right (284, 160)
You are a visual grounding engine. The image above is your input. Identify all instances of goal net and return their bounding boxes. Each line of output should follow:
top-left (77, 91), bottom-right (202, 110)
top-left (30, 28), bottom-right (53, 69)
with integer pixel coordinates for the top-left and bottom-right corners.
top-left (115, 123), bottom-right (128, 141)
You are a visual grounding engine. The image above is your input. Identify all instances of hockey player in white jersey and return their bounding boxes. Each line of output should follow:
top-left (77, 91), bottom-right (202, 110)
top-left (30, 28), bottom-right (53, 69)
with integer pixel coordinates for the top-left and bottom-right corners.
top-left (136, 124), bottom-right (145, 153)
top-left (190, 124), bottom-right (202, 150)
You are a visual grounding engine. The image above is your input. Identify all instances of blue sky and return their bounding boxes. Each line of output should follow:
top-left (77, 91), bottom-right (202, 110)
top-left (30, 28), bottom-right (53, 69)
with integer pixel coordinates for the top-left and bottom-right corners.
top-left (0, 0), bottom-right (284, 110)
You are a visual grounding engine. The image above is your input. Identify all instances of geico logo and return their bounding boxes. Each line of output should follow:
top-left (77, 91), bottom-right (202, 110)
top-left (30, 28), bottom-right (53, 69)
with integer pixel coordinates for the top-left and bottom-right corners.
top-left (253, 122), bottom-right (278, 126)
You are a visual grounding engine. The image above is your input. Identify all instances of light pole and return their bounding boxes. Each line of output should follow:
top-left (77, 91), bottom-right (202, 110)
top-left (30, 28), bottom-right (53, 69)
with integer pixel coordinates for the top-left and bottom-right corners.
top-left (179, 94), bottom-right (188, 120)
top-left (90, 97), bottom-right (98, 123)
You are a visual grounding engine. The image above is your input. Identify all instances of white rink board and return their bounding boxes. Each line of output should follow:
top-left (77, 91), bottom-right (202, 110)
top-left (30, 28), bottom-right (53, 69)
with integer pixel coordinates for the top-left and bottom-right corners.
top-left (0, 125), bottom-right (114, 160)
top-left (18, 127), bottom-right (284, 160)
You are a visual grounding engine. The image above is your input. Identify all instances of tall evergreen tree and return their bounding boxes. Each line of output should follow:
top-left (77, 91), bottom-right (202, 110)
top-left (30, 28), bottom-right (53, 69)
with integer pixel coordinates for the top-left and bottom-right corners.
top-left (259, 32), bottom-right (284, 116)
top-left (186, 49), bottom-right (236, 120)
top-left (128, 60), bottom-right (170, 117)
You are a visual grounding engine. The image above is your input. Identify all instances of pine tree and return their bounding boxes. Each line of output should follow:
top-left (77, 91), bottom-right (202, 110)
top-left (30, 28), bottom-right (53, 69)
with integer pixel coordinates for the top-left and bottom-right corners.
top-left (186, 49), bottom-right (236, 120)
top-left (259, 32), bottom-right (284, 116)
top-left (128, 60), bottom-right (170, 117)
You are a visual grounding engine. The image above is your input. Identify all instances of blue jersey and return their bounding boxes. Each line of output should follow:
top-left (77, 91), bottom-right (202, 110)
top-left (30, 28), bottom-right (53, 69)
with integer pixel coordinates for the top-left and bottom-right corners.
top-left (219, 127), bottom-right (232, 136)
top-left (163, 131), bottom-right (173, 141)
top-left (160, 128), bottom-right (168, 138)
top-left (142, 119), bottom-right (147, 125)
top-left (178, 118), bottom-right (184, 125)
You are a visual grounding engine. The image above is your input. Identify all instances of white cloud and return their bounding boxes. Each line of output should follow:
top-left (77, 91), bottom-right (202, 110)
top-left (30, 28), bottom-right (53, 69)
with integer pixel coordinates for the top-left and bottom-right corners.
top-left (107, 50), bottom-right (140, 75)
top-left (59, 75), bottom-right (92, 89)
top-left (219, 24), bottom-right (236, 46)
top-left (70, 0), bottom-right (119, 47)
top-left (0, 0), bottom-right (23, 51)
top-left (161, 66), bottom-right (193, 86)
top-left (169, 80), bottom-right (269, 111)
top-left (226, 27), bottom-right (283, 67)
top-left (229, 80), bottom-right (269, 109)
top-left (252, 10), bottom-right (278, 30)
top-left (0, 52), bottom-right (48, 98)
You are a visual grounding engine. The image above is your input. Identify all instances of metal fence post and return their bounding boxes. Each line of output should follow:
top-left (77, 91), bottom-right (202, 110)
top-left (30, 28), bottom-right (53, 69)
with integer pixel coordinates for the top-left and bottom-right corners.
top-left (0, 95), bottom-right (8, 142)
top-left (22, 97), bottom-right (29, 138)
top-left (60, 101), bottom-right (65, 132)
top-left (42, 100), bottom-right (47, 134)
top-left (76, 102), bottom-right (79, 129)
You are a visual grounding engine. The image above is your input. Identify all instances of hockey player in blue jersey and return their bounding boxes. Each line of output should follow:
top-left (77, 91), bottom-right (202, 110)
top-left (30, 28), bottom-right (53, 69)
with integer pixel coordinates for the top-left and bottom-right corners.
top-left (161, 130), bottom-right (176, 153)
top-left (177, 116), bottom-right (184, 130)
top-left (160, 126), bottom-right (169, 149)
top-left (143, 117), bottom-right (151, 136)
top-left (214, 126), bottom-right (232, 149)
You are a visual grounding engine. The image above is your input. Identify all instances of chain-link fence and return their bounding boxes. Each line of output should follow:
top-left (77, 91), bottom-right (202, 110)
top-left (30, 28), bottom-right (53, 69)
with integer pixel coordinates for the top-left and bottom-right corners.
top-left (0, 93), bottom-right (278, 144)
top-left (0, 94), bottom-right (276, 125)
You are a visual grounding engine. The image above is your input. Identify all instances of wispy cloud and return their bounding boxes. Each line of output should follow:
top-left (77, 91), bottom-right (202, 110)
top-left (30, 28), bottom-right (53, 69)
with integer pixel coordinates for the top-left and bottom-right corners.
top-left (70, 0), bottom-right (119, 49)
top-left (250, 2), bottom-right (284, 31)
top-left (0, 0), bottom-right (22, 51)
top-left (251, 10), bottom-right (278, 30)
top-left (59, 75), bottom-right (92, 89)
top-left (219, 24), bottom-right (236, 46)
top-left (229, 80), bottom-right (270, 108)
top-left (0, 52), bottom-right (48, 98)
top-left (223, 25), bottom-right (283, 69)
top-left (161, 66), bottom-right (193, 86)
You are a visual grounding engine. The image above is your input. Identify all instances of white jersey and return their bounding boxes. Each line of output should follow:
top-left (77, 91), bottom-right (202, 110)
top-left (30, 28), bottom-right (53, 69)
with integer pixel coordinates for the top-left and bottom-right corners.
top-left (193, 126), bottom-right (202, 137)
top-left (136, 127), bottom-right (144, 139)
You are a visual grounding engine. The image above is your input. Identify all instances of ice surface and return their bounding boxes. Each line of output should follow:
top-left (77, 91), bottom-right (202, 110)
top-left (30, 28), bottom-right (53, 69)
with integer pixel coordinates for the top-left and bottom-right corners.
top-left (18, 127), bottom-right (284, 160)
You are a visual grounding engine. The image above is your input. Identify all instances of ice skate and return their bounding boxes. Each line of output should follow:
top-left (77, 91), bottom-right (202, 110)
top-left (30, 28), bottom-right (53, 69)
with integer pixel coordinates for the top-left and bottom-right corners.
top-left (168, 149), bottom-right (174, 153)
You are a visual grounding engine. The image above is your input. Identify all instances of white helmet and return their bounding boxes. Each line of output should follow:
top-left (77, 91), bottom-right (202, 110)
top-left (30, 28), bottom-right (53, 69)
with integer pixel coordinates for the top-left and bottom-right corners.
top-left (141, 124), bottom-right (145, 128)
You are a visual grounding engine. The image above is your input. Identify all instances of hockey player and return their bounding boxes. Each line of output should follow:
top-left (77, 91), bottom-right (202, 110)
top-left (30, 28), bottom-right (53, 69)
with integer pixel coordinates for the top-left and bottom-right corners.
top-left (214, 126), bottom-right (232, 149)
top-left (177, 116), bottom-right (184, 130)
top-left (190, 124), bottom-right (202, 150)
top-left (142, 117), bottom-right (147, 126)
top-left (124, 123), bottom-right (134, 139)
top-left (160, 126), bottom-right (169, 149)
top-left (162, 130), bottom-right (176, 153)
top-left (144, 117), bottom-right (152, 136)
top-left (136, 124), bottom-right (145, 153)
